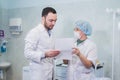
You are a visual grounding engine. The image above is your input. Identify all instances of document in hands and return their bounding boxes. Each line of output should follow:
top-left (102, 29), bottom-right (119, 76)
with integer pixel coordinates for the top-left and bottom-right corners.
top-left (55, 38), bottom-right (74, 60)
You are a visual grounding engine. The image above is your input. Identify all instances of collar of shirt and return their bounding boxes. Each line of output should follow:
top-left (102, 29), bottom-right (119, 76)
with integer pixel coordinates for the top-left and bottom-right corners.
top-left (38, 23), bottom-right (53, 37)
top-left (38, 23), bottom-right (46, 32)
top-left (77, 39), bottom-right (85, 45)
top-left (48, 30), bottom-right (51, 37)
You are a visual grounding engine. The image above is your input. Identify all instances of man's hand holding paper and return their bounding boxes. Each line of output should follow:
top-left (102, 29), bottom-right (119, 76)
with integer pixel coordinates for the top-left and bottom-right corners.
top-left (45, 49), bottom-right (61, 57)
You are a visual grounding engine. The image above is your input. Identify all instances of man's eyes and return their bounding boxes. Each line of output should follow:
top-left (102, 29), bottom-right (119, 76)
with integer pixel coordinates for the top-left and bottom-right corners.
top-left (49, 20), bottom-right (56, 22)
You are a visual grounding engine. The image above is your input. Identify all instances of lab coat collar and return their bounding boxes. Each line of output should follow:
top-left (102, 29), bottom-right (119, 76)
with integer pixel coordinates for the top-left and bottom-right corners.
top-left (38, 23), bottom-right (46, 32)
top-left (37, 23), bottom-right (53, 37)
top-left (76, 38), bottom-right (88, 46)
top-left (38, 23), bottom-right (52, 33)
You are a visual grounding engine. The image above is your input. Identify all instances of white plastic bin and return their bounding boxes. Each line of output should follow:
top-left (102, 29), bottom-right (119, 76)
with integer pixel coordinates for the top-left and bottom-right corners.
top-left (22, 66), bottom-right (30, 80)
top-left (94, 77), bottom-right (111, 80)
top-left (55, 64), bottom-right (68, 80)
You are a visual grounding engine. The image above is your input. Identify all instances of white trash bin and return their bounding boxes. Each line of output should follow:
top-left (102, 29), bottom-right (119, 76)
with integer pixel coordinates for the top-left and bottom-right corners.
top-left (94, 77), bottom-right (111, 80)
top-left (23, 66), bottom-right (30, 80)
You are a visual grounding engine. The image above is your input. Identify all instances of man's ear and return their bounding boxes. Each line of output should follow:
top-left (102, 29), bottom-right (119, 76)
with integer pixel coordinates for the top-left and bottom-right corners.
top-left (41, 17), bottom-right (46, 24)
top-left (42, 17), bottom-right (45, 21)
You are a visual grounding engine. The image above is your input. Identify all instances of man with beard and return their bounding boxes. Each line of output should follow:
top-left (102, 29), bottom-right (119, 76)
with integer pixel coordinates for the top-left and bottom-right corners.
top-left (24, 7), bottom-right (60, 80)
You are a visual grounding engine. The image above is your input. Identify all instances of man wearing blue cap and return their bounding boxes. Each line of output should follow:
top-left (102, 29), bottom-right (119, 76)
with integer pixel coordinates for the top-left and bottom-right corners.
top-left (67, 20), bottom-right (98, 80)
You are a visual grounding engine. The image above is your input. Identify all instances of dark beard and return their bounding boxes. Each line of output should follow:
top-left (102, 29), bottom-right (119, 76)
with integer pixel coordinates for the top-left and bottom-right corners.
top-left (44, 19), bottom-right (51, 30)
top-left (44, 24), bottom-right (51, 30)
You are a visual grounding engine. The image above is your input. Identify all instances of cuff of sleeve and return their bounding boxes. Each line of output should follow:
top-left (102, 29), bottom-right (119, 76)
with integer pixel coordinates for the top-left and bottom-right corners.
top-left (41, 52), bottom-right (46, 59)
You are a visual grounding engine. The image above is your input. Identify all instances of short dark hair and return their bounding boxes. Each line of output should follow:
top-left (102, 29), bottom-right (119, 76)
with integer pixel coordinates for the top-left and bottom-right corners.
top-left (42, 7), bottom-right (57, 17)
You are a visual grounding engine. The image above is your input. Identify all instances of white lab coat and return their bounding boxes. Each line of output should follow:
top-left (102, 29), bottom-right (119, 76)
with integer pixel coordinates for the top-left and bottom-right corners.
top-left (67, 39), bottom-right (97, 80)
top-left (24, 23), bottom-right (55, 80)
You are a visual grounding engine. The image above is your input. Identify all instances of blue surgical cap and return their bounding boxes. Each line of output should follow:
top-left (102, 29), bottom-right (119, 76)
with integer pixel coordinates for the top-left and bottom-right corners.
top-left (74, 20), bottom-right (92, 36)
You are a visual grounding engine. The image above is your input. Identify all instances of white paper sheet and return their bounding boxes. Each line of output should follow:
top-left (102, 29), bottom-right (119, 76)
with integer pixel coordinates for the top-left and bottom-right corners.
top-left (55, 38), bottom-right (74, 60)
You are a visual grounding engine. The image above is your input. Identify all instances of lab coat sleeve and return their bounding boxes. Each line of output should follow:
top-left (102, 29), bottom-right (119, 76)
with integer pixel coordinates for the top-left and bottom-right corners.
top-left (24, 40), bottom-right (45, 63)
top-left (24, 29), bottom-right (45, 63)
top-left (87, 46), bottom-right (98, 66)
